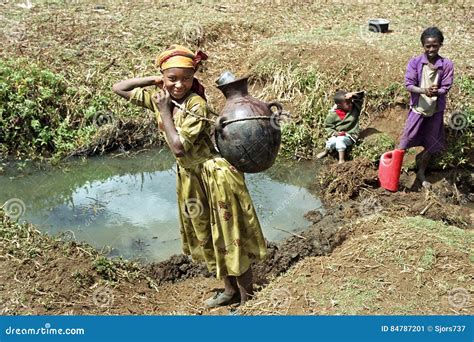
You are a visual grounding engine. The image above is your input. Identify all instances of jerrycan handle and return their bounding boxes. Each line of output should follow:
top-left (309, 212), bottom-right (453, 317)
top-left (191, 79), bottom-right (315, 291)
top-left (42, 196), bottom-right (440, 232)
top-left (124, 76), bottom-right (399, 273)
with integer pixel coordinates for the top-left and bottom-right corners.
top-left (381, 151), bottom-right (393, 166)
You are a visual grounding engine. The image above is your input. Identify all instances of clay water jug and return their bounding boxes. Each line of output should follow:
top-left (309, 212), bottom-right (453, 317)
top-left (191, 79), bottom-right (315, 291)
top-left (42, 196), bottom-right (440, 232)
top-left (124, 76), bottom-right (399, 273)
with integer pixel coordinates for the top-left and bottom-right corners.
top-left (215, 71), bottom-right (283, 173)
top-left (378, 149), bottom-right (405, 192)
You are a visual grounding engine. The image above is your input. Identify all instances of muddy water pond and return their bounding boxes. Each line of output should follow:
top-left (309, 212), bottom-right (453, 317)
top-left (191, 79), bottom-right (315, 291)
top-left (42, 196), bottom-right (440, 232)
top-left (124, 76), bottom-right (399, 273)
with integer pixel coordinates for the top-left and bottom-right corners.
top-left (0, 149), bottom-right (323, 262)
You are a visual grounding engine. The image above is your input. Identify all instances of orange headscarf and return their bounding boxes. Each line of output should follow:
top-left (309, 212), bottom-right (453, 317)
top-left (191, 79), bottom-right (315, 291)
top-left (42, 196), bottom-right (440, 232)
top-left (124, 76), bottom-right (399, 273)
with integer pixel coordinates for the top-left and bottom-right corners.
top-left (156, 45), bottom-right (208, 100)
top-left (156, 44), bottom-right (208, 71)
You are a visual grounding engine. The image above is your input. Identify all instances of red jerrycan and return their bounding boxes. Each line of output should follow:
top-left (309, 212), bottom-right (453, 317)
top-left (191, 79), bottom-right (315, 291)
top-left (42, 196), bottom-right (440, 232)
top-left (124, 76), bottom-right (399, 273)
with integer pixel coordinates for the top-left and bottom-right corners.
top-left (378, 149), bottom-right (405, 192)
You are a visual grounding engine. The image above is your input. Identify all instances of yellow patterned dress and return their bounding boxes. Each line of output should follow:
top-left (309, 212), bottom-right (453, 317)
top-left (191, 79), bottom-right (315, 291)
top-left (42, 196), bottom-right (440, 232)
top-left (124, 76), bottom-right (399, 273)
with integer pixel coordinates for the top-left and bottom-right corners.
top-left (130, 87), bottom-right (267, 278)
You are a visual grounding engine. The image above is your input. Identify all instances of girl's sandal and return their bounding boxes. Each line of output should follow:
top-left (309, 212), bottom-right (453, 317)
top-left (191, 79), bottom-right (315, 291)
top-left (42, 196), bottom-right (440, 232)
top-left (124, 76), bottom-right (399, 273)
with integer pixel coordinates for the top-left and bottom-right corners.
top-left (421, 180), bottom-right (432, 189)
top-left (204, 292), bottom-right (238, 308)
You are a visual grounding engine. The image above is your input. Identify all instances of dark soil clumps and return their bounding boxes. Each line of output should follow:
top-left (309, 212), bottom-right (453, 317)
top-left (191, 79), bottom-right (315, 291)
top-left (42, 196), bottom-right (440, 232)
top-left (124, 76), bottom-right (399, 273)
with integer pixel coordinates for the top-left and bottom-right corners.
top-left (146, 255), bottom-right (213, 285)
top-left (146, 203), bottom-right (354, 286)
top-left (253, 205), bottom-right (351, 285)
top-left (145, 164), bottom-right (472, 286)
top-left (319, 159), bottom-right (378, 202)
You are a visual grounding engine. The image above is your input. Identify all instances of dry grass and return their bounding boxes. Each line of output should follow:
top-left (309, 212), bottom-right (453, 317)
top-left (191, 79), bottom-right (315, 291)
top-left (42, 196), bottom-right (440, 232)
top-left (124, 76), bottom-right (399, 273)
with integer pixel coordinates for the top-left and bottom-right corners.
top-left (0, 209), bottom-right (159, 315)
top-left (64, 115), bottom-right (161, 159)
top-left (240, 215), bottom-right (473, 315)
top-left (1, 1), bottom-right (473, 158)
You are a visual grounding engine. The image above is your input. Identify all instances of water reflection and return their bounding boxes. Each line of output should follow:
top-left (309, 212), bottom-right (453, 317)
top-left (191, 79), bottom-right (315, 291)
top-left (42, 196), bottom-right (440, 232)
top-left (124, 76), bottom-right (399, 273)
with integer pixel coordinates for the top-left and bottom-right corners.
top-left (0, 149), bottom-right (323, 262)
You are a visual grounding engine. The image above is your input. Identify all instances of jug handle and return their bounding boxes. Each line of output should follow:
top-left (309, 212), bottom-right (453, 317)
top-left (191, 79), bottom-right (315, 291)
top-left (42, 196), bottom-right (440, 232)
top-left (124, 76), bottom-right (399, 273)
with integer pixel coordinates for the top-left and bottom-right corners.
top-left (215, 116), bottom-right (227, 134)
top-left (268, 102), bottom-right (283, 117)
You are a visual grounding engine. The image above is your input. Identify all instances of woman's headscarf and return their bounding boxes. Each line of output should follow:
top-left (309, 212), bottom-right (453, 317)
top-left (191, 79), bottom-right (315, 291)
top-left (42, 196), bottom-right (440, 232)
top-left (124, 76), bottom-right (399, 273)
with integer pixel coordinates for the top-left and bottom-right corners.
top-left (156, 44), bottom-right (208, 71)
top-left (156, 44), bottom-right (208, 100)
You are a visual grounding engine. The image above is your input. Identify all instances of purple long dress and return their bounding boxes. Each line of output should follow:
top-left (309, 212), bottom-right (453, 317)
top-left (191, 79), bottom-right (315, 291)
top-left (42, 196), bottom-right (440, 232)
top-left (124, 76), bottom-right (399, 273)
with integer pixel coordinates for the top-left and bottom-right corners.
top-left (399, 53), bottom-right (454, 153)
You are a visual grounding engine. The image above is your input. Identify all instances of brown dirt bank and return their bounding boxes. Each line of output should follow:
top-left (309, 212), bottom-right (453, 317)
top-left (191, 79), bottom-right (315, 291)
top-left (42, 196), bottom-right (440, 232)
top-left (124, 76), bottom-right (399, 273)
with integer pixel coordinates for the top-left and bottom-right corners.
top-left (145, 203), bottom-right (350, 287)
top-left (240, 215), bottom-right (473, 315)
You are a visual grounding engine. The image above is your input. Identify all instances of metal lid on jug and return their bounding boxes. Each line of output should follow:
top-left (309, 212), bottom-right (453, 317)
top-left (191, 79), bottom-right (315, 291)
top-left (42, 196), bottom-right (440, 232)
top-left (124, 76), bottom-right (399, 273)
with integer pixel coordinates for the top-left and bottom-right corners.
top-left (216, 71), bottom-right (236, 86)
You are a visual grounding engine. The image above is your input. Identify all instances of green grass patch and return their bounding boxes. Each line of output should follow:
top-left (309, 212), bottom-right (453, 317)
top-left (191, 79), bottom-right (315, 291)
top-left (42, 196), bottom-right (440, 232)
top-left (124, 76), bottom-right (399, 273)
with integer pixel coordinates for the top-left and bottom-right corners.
top-left (401, 216), bottom-right (473, 254)
top-left (352, 133), bottom-right (396, 162)
top-left (420, 247), bottom-right (436, 271)
top-left (313, 277), bottom-right (379, 314)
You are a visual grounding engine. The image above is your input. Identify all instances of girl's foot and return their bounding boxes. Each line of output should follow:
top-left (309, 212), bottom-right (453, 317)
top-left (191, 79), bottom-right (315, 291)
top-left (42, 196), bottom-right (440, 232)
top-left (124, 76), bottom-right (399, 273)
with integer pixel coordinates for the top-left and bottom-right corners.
top-left (421, 180), bottom-right (432, 189)
top-left (317, 151), bottom-right (328, 159)
top-left (416, 171), bottom-right (431, 187)
top-left (204, 291), bottom-right (239, 308)
top-left (338, 150), bottom-right (345, 164)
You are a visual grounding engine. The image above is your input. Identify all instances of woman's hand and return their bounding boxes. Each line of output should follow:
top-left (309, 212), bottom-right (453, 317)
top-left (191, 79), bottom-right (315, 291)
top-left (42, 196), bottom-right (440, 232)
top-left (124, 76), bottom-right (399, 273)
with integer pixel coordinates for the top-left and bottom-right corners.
top-left (112, 75), bottom-right (164, 100)
top-left (153, 89), bottom-right (172, 114)
top-left (429, 85), bottom-right (438, 96)
top-left (423, 87), bottom-right (435, 97)
top-left (423, 85), bottom-right (439, 97)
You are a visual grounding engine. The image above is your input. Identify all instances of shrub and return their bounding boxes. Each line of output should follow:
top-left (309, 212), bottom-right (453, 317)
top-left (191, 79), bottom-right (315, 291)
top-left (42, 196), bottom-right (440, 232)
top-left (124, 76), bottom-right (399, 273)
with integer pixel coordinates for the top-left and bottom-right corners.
top-left (0, 59), bottom-right (98, 159)
top-left (352, 133), bottom-right (396, 162)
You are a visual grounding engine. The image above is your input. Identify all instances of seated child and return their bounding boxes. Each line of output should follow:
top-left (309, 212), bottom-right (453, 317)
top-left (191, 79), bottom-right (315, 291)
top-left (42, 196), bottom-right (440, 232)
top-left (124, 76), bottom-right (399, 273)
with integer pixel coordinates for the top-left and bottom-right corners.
top-left (317, 90), bottom-right (365, 163)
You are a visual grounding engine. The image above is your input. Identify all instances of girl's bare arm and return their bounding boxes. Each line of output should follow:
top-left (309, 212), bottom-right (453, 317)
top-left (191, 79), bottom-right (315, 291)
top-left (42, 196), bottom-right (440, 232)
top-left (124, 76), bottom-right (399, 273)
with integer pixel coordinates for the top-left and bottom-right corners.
top-left (153, 89), bottom-right (185, 157)
top-left (112, 76), bottom-right (162, 100)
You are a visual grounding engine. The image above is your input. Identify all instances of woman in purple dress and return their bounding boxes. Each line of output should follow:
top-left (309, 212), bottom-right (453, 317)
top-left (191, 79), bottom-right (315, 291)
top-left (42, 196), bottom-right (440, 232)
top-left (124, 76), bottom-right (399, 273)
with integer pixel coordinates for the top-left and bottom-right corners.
top-left (399, 27), bottom-right (454, 187)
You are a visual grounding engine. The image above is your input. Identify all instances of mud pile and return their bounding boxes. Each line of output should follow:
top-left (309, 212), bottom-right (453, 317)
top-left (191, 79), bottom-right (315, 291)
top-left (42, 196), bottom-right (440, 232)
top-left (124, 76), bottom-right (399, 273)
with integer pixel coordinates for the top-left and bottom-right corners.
top-left (252, 204), bottom-right (350, 285)
top-left (146, 255), bottom-right (213, 285)
top-left (146, 203), bottom-right (355, 286)
top-left (319, 159), bottom-right (378, 202)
